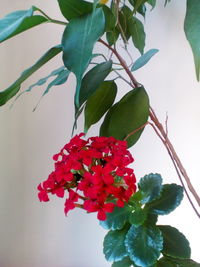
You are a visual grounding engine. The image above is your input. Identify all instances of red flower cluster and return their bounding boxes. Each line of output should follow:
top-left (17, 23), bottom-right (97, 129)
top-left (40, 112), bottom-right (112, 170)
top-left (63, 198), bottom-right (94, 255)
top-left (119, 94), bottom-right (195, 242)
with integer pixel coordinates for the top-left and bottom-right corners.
top-left (38, 134), bottom-right (136, 220)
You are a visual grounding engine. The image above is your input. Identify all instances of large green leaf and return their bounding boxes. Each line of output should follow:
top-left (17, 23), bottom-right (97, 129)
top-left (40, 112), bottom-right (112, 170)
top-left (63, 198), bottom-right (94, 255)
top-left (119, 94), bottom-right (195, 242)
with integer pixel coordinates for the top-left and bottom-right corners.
top-left (0, 45), bottom-right (62, 106)
top-left (57, 0), bottom-right (92, 21)
top-left (79, 60), bottom-right (112, 106)
top-left (184, 0), bottom-right (200, 81)
top-left (112, 257), bottom-right (133, 267)
top-left (138, 173), bottom-right (163, 204)
top-left (62, 8), bottom-right (105, 108)
top-left (84, 80), bottom-right (117, 132)
top-left (103, 227), bottom-right (129, 262)
top-left (146, 184), bottom-right (184, 215)
top-left (0, 6), bottom-right (48, 43)
top-left (125, 225), bottom-right (163, 267)
top-left (158, 226), bottom-right (191, 259)
top-left (100, 87), bottom-right (149, 148)
top-left (100, 205), bottom-right (132, 230)
top-left (131, 49), bottom-right (159, 71)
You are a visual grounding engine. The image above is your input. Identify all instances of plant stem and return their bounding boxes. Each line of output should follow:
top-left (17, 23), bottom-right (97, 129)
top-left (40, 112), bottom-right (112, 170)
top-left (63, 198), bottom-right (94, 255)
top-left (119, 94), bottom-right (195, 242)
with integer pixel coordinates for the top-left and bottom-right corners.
top-left (36, 7), bottom-right (67, 26)
top-left (99, 39), bottom-right (200, 217)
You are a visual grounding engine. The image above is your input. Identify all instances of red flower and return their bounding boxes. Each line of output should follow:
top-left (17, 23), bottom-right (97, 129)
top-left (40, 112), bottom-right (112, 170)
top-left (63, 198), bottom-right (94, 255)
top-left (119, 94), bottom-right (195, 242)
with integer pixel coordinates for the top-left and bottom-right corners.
top-left (37, 133), bottom-right (136, 220)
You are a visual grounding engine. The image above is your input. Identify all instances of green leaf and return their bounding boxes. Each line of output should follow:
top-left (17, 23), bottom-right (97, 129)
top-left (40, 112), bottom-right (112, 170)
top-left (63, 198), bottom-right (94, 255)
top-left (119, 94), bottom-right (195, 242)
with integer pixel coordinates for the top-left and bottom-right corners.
top-left (103, 5), bottom-right (116, 32)
top-left (145, 213), bottom-right (158, 226)
top-left (121, 6), bottom-right (145, 54)
top-left (33, 68), bottom-right (70, 111)
top-left (119, 7), bottom-right (133, 42)
top-left (157, 257), bottom-right (176, 267)
top-left (79, 60), bottom-right (112, 106)
top-left (84, 80), bottom-right (117, 132)
top-left (0, 6), bottom-right (48, 43)
top-left (129, 208), bottom-right (147, 226)
top-left (146, 184), bottom-right (184, 215)
top-left (125, 225), bottom-right (163, 267)
top-left (147, 0), bottom-right (156, 9)
top-left (131, 49), bottom-right (159, 71)
top-left (138, 173), bottom-right (163, 204)
top-left (184, 0), bottom-right (200, 81)
top-left (99, 205), bottom-right (132, 230)
top-left (103, 227), bottom-right (129, 262)
top-left (100, 87), bottom-right (149, 148)
top-left (0, 45), bottom-right (62, 106)
top-left (106, 29), bottom-right (120, 46)
top-left (158, 225), bottom-right (191, 259)
top-left (129, 16), bottom-right (146, 54)
top-left (158, 257), bottom-right (200, 267)
top-left (132, 0), bottom-right (147, 14)
top-left (62, 8), bottom-right (105, 108)
top-left (42, 68), bottom-right (70, 95)
top-left (112, 257), bottom-right (133, 267)
top-left (12, 66), bottom-right (66, 103)
top-left (57, 0), bottom-right (93, 21)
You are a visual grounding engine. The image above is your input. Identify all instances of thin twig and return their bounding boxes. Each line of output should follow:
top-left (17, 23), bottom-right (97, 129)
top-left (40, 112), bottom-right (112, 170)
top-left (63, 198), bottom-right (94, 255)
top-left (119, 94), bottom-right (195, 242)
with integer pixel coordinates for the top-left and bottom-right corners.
top-left (149, 122), bottom-right (200, 218)
top-left (99, 38), bottom-right (200, 216)
top-left (113, 70), bottom-right (133, 87)
top-left (124, 122), bottom-right (148, 140)
top-left (99, 39), bottom-right (140, 88)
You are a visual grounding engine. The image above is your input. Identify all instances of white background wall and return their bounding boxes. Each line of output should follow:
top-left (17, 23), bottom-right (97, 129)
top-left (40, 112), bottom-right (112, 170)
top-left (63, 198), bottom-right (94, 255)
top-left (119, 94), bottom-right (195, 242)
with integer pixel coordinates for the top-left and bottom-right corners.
top-left (0, 0), bottom-right (199, 267)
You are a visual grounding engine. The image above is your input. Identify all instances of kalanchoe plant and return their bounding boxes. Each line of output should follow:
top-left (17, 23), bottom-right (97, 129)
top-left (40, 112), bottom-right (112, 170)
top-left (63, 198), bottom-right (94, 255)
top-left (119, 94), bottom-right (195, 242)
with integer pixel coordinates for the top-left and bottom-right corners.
top-left (0, 0), bottom-right (200, 266)
top-left (38, 134), bottom-right (137, 220)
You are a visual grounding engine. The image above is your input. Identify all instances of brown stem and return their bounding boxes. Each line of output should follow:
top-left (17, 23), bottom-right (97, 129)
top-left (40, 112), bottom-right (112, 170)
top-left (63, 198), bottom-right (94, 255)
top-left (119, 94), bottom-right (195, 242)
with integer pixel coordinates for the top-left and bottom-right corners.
top-left (99, 39), bottom-right (139, 87)
top-left (149, 122), bottom-right (200, 218)
top-left (99, 39), bottom-right (200, 216)
top-left (124, 122), bottom-right (148, 141)
top-left (149, 108), bottom-right (200, 207)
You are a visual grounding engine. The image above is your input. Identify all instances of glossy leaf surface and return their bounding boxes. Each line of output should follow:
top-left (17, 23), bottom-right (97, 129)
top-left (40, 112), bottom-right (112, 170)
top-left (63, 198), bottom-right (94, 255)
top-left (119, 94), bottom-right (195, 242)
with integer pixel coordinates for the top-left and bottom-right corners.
top-left (138, 173), bottom-right (162, 204)
top-left (57, 0), bottom-right (92, 21)
top-left (131, 49), bottom-right (159, 71)
top-left (103, 227), bottom-right (129, 262)
top-left (129, 208), bottom-right (147, 226)
top-left (79, 60), bottom-right (112, 106)
top-left (84, 80), bottom-right (117, 132)
top-left (100, 87), bottom-right (149, 147)
top-left (62, 8), bottom-right (105, 107)
top-left (121, 6), bottom-right (145, 54)
top-left (184, 0), bottom-right (200, 80)
top-left (147, 184), bottom-right (184, 215)
top-left (100, 205), bottom-right (131, 230)
top-left (0, 6), bottom-right (47, 43)
top-left (158, 225), bottom-right (191, 259)
top-left (0, 45), bottom-right (62, 106)
top-left (125, 225), bottom-right (163, 267)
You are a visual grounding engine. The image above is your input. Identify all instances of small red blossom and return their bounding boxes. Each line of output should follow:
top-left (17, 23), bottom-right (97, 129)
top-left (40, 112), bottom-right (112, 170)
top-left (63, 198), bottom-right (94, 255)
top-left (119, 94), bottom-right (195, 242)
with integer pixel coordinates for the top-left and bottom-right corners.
top-left (37, 133), bottom-right (136, 220)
